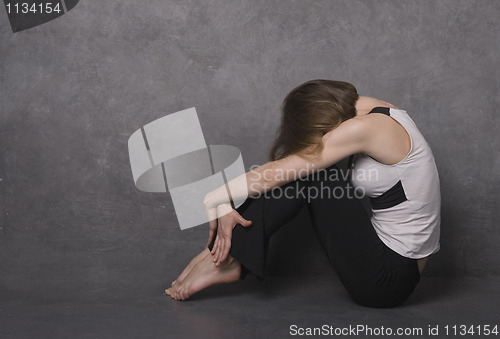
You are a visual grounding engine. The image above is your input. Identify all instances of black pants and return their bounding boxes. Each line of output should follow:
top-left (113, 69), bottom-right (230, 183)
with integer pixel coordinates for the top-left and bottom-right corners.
top-left (209, 164), bottom-right (420, 308)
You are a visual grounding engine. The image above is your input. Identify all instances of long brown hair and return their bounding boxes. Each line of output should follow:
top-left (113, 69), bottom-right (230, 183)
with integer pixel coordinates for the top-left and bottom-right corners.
top-left (269, 79), bottom-right (359, 161)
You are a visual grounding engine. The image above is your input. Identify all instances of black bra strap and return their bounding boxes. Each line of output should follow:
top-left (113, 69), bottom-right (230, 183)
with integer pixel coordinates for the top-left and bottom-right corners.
top-left (368, 106), bottom-right (391, 115)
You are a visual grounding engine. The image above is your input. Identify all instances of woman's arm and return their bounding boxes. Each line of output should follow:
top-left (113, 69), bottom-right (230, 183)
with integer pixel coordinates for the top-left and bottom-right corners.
top-left (206, 117), bottom-right (372, 266)
top-left (204, 117), bottom-right (370, 209)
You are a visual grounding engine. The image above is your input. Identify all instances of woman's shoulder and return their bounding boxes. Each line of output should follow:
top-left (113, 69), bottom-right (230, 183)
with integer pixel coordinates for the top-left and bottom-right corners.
top-left (347, 113), bottom-right (389, 133)
top-left (357, 96), bottom-right (400, 112)
top-left (323, 116), bottom-right (374, 149)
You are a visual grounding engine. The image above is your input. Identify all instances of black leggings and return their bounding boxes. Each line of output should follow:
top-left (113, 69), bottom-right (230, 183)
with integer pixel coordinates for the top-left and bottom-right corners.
top-left (209, 164), bottom-right (420, 308)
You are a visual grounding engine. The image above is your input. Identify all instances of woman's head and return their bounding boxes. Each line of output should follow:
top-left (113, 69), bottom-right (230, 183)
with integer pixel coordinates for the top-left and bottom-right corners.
top-left (269, 79), bottom-right (359, 161)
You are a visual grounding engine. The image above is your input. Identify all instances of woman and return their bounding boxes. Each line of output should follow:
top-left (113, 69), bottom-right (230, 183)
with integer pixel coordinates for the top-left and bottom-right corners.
top-left (165, 79), bottom-right (441, 308)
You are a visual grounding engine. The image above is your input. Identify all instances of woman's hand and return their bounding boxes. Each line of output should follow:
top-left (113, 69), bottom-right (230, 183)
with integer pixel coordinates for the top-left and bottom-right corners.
top-left (207, 203), bottom-right (252, 266)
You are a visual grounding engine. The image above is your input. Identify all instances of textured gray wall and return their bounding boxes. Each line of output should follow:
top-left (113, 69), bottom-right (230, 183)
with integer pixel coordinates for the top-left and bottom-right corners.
top-left (1, 0), bottom-right (499, 295)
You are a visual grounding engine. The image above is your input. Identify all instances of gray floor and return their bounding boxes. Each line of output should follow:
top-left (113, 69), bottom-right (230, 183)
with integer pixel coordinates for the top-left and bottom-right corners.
top-left (1, 275), bottom-right (499, 339)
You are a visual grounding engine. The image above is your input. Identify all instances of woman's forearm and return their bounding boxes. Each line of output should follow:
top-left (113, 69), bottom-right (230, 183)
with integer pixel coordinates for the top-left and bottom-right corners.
top-left (203, 162), bottom-right (274, 209)
top-left (203, 156), bottom-right (316, 209)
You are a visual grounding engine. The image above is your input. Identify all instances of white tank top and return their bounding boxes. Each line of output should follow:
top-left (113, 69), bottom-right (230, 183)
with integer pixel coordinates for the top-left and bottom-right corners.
top-left (350, 107), bottom-right (441, 259)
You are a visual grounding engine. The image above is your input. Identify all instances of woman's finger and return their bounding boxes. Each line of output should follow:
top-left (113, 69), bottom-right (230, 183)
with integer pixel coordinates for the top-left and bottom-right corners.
top-left (216, 236), bottom-right (222, 257)
top-left (210, 235), bottom-right (216, 254)
top-left (205, 204), bottom-right (217, 246)
top-left (210, 218), bottom-right (221, 253)
top-left (216, 227), bottom-right (232, 265)
top-left (214, 237), bottom-right (222, 261)
top-left (218, 238), bottom-right (232, 265)
top-left (237, 215), bottom-right (252, 227)
top-left (217, 237), bottom-right (226, 262)
top-left (211, 234), bottom-right (220, 255)
top-left (207, 218), bottom-right (217, 247)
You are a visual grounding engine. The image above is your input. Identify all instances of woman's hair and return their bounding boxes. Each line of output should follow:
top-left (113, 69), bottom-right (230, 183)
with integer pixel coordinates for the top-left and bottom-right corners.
top-left (269, 79), bottom-right (359, 161)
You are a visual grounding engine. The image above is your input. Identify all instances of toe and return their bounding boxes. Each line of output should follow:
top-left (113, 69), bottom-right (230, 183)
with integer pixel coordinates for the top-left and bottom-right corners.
top-left (176, 289), bottom-right (184, 301)
top-left (165, 288), bottom-right (170, 295)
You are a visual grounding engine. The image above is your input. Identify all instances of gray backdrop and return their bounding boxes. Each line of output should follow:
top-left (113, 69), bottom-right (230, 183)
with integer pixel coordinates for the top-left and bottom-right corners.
top-left (1, 0), bottom-right (499, 296)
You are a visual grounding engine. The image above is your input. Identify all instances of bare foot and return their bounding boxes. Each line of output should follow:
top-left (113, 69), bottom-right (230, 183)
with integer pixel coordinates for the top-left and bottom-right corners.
top-left (168, 253), bottom-right (241, 301)
top-left (165, 248), bottom-right (210, 296)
